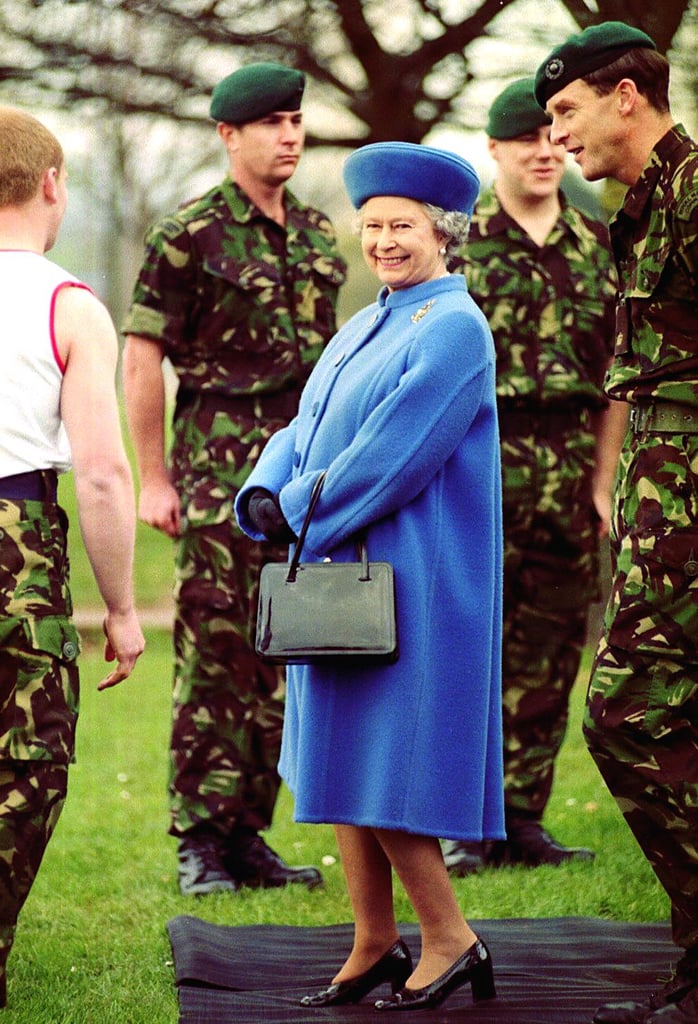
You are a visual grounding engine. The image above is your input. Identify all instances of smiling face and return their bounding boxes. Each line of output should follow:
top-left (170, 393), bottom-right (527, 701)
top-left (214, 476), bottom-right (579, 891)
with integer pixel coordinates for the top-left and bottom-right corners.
top-left (360, 195), bottom-right (447, 291)
top-left (488, 124), bottom-right (566, 200)
top-left (546, 79), bottom-right (628, 184)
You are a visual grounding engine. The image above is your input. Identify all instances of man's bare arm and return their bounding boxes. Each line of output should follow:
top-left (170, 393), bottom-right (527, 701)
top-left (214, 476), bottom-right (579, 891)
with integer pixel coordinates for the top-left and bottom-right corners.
top-left (56, 286), bottom-right (145, 688)
top-left (123, 334), bottom-right (181, 538)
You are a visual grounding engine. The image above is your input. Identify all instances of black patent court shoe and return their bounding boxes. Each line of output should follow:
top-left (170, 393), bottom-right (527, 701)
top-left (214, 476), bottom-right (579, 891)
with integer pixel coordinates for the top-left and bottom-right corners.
top-left (374, 938), bottom-right (495, 1011)
top-left (300, 938), bottom-right (412, 1007)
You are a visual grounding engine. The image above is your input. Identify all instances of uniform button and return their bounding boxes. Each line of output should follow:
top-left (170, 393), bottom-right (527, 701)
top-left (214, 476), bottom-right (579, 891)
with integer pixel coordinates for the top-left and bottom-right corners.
top-left (293, 451), bottom-right (301, 466)
top-left (311, 402), bottom-right (319, 417)
top-left (684, 560), bottom-right (698, 578)
top-left (62, 640), bottom-right (78, 661)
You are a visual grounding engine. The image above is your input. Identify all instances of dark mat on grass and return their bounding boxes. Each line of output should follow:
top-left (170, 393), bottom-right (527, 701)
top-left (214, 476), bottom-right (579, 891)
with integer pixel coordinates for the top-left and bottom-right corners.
top-left (167, 914), bottom-right (675, 1023)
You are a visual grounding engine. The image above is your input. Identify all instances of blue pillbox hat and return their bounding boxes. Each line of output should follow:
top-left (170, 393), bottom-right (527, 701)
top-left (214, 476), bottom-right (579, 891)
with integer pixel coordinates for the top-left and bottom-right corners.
top-left (210, 62), bottom-right (305, 124)
top-left (534, 21), bottom-right (657, 108)
top-left (343, 142), bottom-right (480, 214)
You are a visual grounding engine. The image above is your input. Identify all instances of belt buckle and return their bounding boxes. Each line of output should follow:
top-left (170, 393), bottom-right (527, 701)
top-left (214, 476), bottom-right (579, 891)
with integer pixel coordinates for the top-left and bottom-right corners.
top-left (630, 405), bottom-right (647, 434)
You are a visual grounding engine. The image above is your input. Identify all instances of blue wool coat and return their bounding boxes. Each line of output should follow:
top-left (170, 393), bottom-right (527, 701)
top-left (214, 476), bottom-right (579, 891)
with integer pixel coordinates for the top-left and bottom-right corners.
top-left (237, 275), bottom-right (505, 840)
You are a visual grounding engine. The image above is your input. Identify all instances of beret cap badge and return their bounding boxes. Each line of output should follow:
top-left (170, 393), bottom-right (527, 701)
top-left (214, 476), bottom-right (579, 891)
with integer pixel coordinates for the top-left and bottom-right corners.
top-left (545, 58), bottom-right (565, 81)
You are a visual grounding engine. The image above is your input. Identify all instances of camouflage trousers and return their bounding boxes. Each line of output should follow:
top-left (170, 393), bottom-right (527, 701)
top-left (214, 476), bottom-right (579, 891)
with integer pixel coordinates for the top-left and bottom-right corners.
top-left (500, 424), bottom-right (600, 818)
top-left (0, 497), bottom-right (80, 1004)
top-left (0, 498), bottom-right (81, 1005)
top-left (584, 428), bottom-right (698, 950)
top-left (168, 399), bottom-right (290, 839)
top-left (0, 761), bottom-right (69, 1006)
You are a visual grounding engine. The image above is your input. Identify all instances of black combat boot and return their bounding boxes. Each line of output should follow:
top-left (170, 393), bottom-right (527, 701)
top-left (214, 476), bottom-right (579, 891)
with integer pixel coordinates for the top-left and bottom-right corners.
top-left (442, 840), bottom-right (489, 876)
top-left (647, 981), bottom-right (698, 1021)
top-left (177, 827), bottom-right (238, 896)
top-left (593, 950), bottom-right (698, 1023)
top-left (225, 827), bottom-right (323, 890)
top-left (495, 814), bottom-right (595, 867)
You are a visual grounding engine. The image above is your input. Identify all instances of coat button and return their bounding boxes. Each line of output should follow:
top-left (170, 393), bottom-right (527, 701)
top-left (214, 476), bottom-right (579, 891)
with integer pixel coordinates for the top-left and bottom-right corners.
top-left (684, 559), bottom-right (698, 578)
top-left (293, 451), bottom-right (301, 466)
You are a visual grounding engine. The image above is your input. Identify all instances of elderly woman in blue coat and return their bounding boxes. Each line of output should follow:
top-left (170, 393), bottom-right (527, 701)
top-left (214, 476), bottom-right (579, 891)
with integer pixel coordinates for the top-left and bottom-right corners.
top-left (236, 142), bottom-right (504, 1012)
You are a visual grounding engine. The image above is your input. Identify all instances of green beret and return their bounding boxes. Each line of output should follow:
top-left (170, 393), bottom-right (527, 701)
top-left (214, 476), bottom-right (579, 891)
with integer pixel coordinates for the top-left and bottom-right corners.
top-left (534, 21), bottom-right (656, 108)
top-left (210, 62), bottom-right (305, 124)
top-left (487, 78), bottom-right (551, 140)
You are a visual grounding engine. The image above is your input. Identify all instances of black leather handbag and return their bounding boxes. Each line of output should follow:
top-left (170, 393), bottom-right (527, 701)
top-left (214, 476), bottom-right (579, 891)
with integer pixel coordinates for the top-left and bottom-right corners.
top-left (255, 472), bottom-right (398, 665)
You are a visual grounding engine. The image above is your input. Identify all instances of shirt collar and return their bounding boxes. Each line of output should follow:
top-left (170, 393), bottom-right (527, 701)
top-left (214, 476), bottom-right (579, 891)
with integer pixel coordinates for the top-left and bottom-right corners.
top-left (220, 176), bottom-right (299, 226)
top-left (619, 124), bottom-right (687, 221)
top-left (474, 185), bottom-right (573, 243)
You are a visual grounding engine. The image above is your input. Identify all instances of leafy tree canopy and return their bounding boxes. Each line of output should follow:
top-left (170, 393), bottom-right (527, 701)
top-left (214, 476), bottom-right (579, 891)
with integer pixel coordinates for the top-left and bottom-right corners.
top-left (0, 0), bottom-right (693, 146)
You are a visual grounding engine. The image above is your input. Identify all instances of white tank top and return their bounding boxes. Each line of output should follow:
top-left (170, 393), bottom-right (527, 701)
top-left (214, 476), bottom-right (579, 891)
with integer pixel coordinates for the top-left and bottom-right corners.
top-left (0, 250), bottom-right (89, 477)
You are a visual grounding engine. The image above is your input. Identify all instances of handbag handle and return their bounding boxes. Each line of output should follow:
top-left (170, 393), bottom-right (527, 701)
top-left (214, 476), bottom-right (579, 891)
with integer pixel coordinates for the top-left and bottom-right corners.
top-left (286, 472), bottom-right (370, 583)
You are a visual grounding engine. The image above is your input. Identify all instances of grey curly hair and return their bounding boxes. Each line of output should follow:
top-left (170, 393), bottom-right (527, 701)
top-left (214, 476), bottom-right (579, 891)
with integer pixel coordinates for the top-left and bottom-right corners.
top-left (423, 203), bottom-right (471, 266)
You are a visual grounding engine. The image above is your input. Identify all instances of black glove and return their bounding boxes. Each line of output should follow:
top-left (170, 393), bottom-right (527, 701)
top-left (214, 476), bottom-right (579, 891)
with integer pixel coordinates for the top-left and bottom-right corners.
top-left (246, 488), bottom-right (296, 544)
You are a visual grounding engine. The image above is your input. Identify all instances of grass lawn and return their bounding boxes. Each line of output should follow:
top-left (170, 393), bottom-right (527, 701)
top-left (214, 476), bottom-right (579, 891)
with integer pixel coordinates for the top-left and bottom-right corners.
top-left (56, 471), bottom-right (175, 614)
top-left (4, 477), bottom-right (666, 1021)
top-left (3, 628), bottom-right (669, 1023)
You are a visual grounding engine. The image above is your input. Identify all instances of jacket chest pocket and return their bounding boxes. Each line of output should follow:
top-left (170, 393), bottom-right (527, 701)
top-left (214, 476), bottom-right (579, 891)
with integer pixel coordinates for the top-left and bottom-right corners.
top-left (201, 256), bottom-right (282, 310)
top-left (614, 243), bottom-right (672, 356)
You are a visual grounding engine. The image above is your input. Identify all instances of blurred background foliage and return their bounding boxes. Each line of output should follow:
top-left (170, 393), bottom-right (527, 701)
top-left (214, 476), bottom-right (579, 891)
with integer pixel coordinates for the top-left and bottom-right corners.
top-left (2, 0), bottom-right (696, 619)
top-left (0, 0), bottom-right (695, 326)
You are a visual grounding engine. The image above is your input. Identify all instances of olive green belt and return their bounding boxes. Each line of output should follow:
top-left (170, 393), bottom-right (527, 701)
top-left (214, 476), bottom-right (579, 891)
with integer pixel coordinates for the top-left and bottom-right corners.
top-left (630, 401), bottom-right (698, 435)
top-left (175, 387), bottom-right (302, 422)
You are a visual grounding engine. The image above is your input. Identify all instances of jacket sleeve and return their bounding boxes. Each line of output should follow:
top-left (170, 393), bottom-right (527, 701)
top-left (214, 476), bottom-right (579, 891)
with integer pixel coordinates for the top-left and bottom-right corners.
top-left (235, 420), bottom-right (298, 539)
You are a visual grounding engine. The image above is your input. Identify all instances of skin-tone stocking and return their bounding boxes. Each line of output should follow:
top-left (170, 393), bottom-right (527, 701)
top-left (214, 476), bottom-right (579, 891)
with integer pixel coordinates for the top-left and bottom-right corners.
top-left (375, 828), bottom-right (477, 988)
top-left (332, 824), bottom-right (401, 983)
top-left (333, 824), bottom-right (477, 989)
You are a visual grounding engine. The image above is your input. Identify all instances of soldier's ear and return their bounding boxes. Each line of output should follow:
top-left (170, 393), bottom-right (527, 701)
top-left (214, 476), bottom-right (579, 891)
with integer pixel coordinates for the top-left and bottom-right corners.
top-left (42, 166), bottom-right (60, 203)
top-left (217, 122), bottom-right (241, 151)
top-left (616, 79), bottom-right (639, 119)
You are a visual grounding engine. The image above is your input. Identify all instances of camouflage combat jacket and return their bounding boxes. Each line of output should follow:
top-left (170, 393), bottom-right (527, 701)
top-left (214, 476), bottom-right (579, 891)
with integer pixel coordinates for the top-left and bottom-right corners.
top-left (604, 124), bottom-right (698, 406)
top-left (460, 188), bottom-right (617, 407)
top-left (122, 177), bottom-right (347, 396)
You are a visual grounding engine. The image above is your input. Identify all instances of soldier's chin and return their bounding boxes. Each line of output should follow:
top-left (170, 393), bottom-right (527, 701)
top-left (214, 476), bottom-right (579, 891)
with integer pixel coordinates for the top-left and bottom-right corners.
top-left (574, 152), bottom-right (604, 182)
top-left (271, 168), bottom-right (297, 186)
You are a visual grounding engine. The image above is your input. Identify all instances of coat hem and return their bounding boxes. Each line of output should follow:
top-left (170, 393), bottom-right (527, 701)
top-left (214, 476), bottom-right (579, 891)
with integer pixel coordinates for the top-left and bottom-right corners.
top-left (292, 810), bottom-right (506, 842)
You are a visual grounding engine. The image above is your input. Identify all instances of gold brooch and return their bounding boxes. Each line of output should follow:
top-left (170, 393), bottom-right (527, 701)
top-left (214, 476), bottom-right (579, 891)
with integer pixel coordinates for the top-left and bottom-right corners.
top-left (411, 299), bottom-right (435, 323)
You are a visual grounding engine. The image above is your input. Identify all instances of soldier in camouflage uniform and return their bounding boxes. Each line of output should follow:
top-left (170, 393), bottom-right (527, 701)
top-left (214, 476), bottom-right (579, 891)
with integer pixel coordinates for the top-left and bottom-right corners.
top-left (444, 78), bottom-right (624, 876)
top-left (123, 64), bottom-right (346, 896)
top-left (537, 22), bottom-right (698, 1024)
top-left (0, 107), bottom-right (144, 1007)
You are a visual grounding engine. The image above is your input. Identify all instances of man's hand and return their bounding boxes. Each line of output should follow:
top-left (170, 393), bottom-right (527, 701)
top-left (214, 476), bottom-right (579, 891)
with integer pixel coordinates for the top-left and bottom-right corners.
top-left (138, 480), bottom-right (182, 538)
top-left (592, 486), bottom-right (611, 539)
top-left (98, 610), bottom-right (146, 690)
